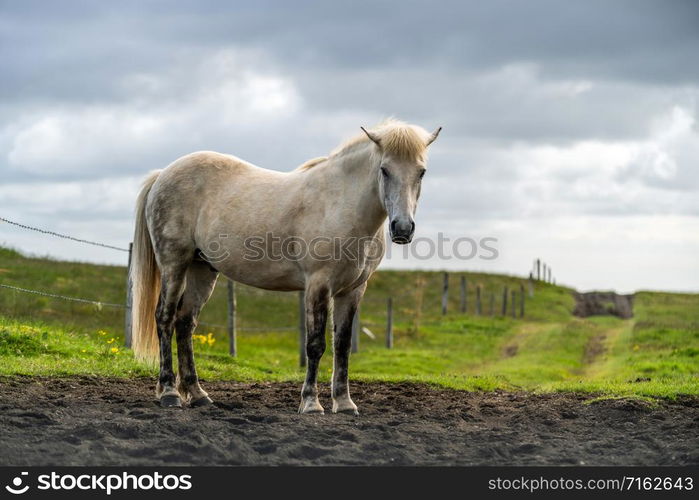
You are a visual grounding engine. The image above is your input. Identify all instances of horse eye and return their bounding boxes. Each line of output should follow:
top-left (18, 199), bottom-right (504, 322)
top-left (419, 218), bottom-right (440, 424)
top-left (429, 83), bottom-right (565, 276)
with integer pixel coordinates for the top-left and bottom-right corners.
top-left (418, 169), bottom-right (426, 179)
top-left (381, 167), bottom-right (389, 177)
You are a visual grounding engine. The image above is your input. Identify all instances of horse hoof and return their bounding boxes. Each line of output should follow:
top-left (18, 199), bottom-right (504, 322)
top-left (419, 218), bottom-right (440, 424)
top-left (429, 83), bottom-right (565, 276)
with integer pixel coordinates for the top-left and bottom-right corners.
top-left (191, 396), bottom-right (214, 408)
top-left (298, 400), bottom-right (325, 415)
top-left (299, 407), bottom-right (324, 415)
top-left (332, 398), bottom-right (358, 416)
top-left (160, 395), bottom-right (182, 408)
top-left (334, 408), bottom-right (359, 416)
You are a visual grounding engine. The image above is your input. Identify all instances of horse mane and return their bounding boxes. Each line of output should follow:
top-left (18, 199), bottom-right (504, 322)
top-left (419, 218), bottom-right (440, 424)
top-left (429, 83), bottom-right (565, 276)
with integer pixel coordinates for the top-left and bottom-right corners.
top-left (332, 119), bottom-right (429, 160)
top-left (296, 119), bottom-right (429, 171)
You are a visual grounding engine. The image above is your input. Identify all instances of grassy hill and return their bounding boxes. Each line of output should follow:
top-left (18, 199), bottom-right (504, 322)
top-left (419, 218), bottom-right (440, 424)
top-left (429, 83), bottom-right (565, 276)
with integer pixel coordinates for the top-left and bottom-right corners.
top-left (0, 246), bottom-right (697, 398)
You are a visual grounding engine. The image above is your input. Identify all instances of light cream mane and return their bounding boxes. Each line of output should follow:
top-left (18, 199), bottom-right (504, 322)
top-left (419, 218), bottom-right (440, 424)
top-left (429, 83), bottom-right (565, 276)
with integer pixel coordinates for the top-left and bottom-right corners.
top-left (296, 119), bottom-right (429, 171)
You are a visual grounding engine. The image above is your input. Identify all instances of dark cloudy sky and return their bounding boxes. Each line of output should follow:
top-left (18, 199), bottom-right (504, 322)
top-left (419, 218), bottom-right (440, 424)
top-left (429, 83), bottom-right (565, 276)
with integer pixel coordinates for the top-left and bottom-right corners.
top-left (1, 0), bottom-right (698, 292)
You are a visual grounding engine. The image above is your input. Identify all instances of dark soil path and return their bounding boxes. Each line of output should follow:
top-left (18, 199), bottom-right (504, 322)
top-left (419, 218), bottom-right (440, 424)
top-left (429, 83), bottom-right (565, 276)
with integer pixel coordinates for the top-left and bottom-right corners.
top-left (0, 377), bottom-right (696, 466)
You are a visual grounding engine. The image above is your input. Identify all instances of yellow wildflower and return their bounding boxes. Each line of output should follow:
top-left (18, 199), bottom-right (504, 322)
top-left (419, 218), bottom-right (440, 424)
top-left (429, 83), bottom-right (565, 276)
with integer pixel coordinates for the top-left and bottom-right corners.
top-left (107, 338), bottom-right (115, 344)
top-left (110, 347), bottom-right (119, 354)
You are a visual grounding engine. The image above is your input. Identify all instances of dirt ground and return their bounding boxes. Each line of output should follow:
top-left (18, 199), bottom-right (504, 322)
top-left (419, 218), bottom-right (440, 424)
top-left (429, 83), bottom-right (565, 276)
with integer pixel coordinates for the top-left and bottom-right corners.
top-left (0, 376), bottom-right (696, 466)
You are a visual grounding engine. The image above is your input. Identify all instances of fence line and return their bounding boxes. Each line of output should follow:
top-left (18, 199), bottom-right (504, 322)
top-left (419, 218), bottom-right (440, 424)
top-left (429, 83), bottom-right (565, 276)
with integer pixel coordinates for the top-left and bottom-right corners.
top-left (199, 320), bottom-right (294, 332)
top-left (0, 216), bottom-right (129, 252)
top-left (2, 270), bottom-right (532, 364)
top-left (238, 326), bottom-right (296, 332)
top-left (531, 257), bottom-right (555, 285)
top-left (0, 283), bottom-right (126, 309)
top-left (2, 216), bottom-right (541, 366)
top-left (1, 282), bottom-right (298, 332)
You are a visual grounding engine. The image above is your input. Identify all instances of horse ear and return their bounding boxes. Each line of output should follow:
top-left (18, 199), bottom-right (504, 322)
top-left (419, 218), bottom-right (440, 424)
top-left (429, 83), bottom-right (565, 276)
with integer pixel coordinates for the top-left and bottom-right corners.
top-left (425, 126), bottom-right (442, 147)
top-left (360, 126), bottom-right (382, 147)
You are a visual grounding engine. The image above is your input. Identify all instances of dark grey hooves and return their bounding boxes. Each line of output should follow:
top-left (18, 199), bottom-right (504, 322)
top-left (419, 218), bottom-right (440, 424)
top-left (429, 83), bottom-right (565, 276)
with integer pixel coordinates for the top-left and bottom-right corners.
top-left (190, 396), bottom-right (214, 408)
top-left (160, 395), bottom-right (182, 408)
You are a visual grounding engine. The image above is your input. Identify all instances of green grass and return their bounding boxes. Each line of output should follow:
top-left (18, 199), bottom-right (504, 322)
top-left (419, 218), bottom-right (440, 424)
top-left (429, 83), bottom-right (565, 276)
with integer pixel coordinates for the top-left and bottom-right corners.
top-left (0, 317), bottom-right (151, 377)
top-left (0, 246), bottom-right (697, 398)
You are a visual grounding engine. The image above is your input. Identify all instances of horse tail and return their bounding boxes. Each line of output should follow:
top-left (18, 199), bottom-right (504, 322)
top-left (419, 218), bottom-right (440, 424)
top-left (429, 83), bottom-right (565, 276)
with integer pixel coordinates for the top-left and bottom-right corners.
top-left (131, 170), bottom-right (162, 363)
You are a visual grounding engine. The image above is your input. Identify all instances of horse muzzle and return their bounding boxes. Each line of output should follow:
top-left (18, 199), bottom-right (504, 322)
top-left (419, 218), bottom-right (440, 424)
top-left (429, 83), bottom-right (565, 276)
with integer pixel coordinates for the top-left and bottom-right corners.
top-left (390, 218), bottom-right (415, 245)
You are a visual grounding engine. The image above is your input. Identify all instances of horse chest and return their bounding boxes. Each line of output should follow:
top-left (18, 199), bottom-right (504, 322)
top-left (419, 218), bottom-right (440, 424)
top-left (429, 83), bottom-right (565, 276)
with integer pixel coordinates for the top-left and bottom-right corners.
top-left (330, 259), bottom-right (378, 295)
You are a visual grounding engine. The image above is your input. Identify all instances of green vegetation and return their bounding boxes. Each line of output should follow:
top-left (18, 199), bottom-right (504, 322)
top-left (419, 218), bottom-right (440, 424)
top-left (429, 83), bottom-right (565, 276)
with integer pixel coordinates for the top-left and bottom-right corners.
top-left (0, 246), bottom-right (697, 398)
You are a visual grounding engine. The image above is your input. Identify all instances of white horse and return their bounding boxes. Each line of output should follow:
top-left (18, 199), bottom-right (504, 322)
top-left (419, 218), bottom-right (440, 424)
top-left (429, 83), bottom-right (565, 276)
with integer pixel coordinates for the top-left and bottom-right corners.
top-left (130, 119), bottom-right (441, 414)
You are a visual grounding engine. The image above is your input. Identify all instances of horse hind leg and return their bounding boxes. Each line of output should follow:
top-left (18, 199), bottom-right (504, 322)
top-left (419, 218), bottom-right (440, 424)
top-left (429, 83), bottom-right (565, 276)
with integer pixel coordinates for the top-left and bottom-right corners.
top-left (155, 262), bottom-right (189, 408)
top-left (175, 260), bottom-right (219, 407)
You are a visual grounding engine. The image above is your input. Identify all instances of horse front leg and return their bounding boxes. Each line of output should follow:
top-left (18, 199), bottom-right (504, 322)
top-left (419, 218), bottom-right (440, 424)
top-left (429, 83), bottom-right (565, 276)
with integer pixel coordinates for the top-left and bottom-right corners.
top-left (331, 283), bottom-right (365, 415)
top-left (299, 283), bottom-right (330, 414)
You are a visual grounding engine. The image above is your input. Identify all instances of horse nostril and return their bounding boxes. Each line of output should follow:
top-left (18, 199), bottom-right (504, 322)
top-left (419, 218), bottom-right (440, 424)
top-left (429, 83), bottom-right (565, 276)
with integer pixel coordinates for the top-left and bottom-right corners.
top-left (410, 221), bottom-right (415, 233)
top-left (390, 220), bottom-right (397, 233)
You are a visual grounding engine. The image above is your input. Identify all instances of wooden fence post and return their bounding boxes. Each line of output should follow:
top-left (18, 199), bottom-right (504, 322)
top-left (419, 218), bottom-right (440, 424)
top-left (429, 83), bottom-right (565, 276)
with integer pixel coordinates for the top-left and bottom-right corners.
top-left (502, 286), bottom-right (508, 316)
top-left (227, 279), bottom-right (236, 357)
top-left (536, 259), bottom-right (541, 281)
top-left (386, 297), bottom-right (393, 349)
top-left (441, 272), bottom-right (449, 315)
top-left (528, 272), bottom-right (534, 297)
top-left (351, 307), bottom-right (360, 353)
top-left (520, 284), bottom-right (525, 318)
top-left (511, 289), bottom-right (516, 318)
top-left (460, 276), bottom-right (467, 313)
top-left (298, 291), bottom-right (306, 367)
top-left (489, 292), bottom-right (495, 316)
top-left (124, 242), bottom-right (133, 348)
top-left (543, 263), bottom-right (548, 284)
top-left (476, 285), bottom-right (482, 315)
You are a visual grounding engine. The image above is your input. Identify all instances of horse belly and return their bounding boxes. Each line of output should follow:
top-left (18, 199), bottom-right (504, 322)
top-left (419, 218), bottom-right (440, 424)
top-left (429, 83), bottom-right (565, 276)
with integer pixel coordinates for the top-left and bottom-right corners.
top-left (212, 251), bottom-right (304, 291)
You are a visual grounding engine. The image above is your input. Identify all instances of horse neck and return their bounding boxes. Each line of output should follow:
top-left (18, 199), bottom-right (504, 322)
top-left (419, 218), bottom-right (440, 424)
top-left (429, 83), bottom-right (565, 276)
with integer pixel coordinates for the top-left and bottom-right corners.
top-left (318, 144), bottom-right (386, 236)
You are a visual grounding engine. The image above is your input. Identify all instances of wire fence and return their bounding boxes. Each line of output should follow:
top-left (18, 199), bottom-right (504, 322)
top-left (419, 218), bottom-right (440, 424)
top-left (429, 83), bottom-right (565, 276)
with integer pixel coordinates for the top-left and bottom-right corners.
top-left (0, 283), bottom-right (126, 309)
top-left (1, 216), bottom-right (539, 362)
top-left (0, 217), bottom-right (129, 252)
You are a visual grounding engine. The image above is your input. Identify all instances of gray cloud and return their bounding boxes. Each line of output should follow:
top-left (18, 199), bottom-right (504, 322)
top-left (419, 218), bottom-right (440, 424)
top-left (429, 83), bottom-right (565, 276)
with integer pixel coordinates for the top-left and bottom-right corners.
top-left (2, 0), bottom-right (698, 99)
